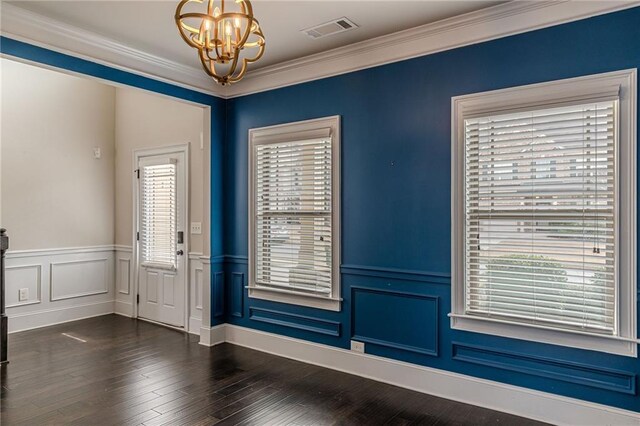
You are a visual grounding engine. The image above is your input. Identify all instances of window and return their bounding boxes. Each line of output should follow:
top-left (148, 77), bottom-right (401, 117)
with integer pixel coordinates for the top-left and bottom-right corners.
top-left (140, 160), bottom-right (178, 269)
top-left (451, 70), bottom-right (637, 356)
top-left (248, 116), bottom-right (341, 311)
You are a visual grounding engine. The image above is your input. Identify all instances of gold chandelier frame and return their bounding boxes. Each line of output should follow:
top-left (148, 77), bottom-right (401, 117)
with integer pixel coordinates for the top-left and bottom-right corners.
top-left (175, 0), bottom-right (265, 85)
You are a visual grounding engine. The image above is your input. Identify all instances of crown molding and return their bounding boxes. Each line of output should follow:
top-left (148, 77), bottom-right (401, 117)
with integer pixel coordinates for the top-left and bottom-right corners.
top-left (0, 2), bottom-right (224, 98)
top-left (225, 0), bottom-right (640, 98)
top-left (1, 1), bottom-right (638, 100)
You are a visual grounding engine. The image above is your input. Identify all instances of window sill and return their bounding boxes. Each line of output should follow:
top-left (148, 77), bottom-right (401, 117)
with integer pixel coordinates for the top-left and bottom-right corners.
top-left (248, 286), bottom-right (342, 312)
top-left (450, 313), bottom-right (637, 358)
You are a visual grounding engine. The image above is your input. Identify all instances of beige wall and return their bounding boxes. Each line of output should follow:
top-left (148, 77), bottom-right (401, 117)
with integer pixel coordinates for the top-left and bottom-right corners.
top-left (114, 88), bottom-right (205, 253)
top-left (0, 59), bottom-right (116, 250)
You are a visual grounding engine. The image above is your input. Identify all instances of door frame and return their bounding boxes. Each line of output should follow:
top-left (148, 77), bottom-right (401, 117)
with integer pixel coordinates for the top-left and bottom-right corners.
top-left (132, 143), bottom-right (190, 330)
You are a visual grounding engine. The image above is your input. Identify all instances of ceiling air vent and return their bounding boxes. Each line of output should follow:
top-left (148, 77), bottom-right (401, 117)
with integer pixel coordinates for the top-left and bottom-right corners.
top-left (302, 17), bottom-right (358, 39)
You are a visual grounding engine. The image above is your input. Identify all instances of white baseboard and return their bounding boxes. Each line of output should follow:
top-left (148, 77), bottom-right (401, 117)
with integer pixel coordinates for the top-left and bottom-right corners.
top-left (115, 300), bottom-right (134, 317)
top-left (199, 324), bottom-right (225, 347)
top-left (8, 300), bottom-right (115, 333)
top-left (224, 324), bottom-right (640, 426)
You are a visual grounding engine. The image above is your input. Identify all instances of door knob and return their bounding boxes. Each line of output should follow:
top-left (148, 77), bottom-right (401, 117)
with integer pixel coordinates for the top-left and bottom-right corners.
top-left (176, 250), bottom-right (184, 256)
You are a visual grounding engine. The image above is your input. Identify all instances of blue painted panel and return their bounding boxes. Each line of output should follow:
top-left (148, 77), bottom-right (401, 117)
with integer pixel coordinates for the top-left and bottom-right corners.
top-left (452, 343), bottom-right (637, 395)
top-left (352, 286), bottom-right (438, 357)
top-left (230, 272), bottom-right (244, 318)
top-left (249, 307), bottom-right (341, 337)
top-left (213, 272), bottom-right (225, 318)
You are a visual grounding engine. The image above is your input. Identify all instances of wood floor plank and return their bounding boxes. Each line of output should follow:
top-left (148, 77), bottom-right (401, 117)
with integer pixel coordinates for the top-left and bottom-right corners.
top-left (0, 315), bottom-right (548, 426)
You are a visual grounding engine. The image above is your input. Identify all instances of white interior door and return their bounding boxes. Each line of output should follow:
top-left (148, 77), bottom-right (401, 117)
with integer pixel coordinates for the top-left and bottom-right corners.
top-left (136, 148), bottom-right (187, 328)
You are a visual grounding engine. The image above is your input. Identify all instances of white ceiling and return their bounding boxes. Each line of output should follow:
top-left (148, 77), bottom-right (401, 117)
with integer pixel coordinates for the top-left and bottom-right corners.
top-left (6, 0), bottom-right (503, 71)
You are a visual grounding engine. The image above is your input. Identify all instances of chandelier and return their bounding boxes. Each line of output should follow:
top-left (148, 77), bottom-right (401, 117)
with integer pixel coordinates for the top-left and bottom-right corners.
top-left (175, 0), bottom-right (265, 85)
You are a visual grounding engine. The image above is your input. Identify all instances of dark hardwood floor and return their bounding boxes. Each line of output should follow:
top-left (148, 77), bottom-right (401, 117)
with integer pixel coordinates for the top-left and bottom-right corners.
top-left (1, 315), bottom-right (546, 425)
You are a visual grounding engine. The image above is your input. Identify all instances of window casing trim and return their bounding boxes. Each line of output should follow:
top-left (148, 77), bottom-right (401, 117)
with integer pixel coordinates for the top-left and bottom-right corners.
top-left (248, 115), bottom-right (341, 312)
top-left (451, 69), bottom-right (637, 357)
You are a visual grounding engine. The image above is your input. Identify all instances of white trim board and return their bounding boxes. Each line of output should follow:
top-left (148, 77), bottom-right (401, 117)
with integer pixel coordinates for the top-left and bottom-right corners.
top-left (226, 0), bottom-right (640, 97)
top-left (0, 2), bottom-right (224, 98)
top-left (199, 324), bottom-right (226, 347)
top-left (6, 245), bottom-right (117, 259)
top-left (2, 1), bottom-right (639, 99)
top-left (188, 317), bottom-right (202, 336)
top-left (220, 324), bottom-right (640, 426)
top-left (115, 301), bottom-right (134, 318)
top-left (8, 301), bottom-right (114, 333)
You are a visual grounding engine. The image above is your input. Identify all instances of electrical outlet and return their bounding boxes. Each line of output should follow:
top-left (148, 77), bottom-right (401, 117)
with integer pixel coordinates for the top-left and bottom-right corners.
top-left (93, 147), bottom-right (101, 159)
top-left (350, 340), bottom-right (365, 353)
top-left (191, 222), bottom-right (202, 235)
top-left (19, 288), bottom-right (29, 301)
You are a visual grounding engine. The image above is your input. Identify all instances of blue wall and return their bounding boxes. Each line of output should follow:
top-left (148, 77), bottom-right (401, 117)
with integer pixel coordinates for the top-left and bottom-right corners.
top-left (0, 36), bottom-right (228, 326)
top-left (223, 7), bottom-right (640, 412)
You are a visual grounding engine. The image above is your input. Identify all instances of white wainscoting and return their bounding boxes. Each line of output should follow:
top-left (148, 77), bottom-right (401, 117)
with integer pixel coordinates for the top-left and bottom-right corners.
top-left (6, 245), bottom-right (203, 333)
top-left (188, 252), bottom-right (204, 335)
top-left (114, 245), bottom-right (134, 318)
top-left (5, 246), bottom-right (116, 332)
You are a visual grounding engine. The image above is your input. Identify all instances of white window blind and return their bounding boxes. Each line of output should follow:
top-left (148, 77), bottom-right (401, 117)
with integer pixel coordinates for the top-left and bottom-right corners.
top-left (254, 137), bottom-right (333, 296)
top-left (464, 100), bottom-right (617, 334)
top-left (141, 162), bottom-right (177, 269)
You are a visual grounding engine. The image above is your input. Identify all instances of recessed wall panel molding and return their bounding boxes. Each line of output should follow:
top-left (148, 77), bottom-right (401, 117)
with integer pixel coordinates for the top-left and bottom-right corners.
top-left (351, 286), bottom-right (439, 357)
top-left (5, 264), bottom-right (42, 307)
top-left (230, 272), bottom-right (244, 318)
top-left (50, 258), bottom-right (110, 301)
top-left (114, 247), bottom-right (134, 317)
top-left (249, 307), bottom-right (341, 337)
top-left (117, 257), bottom-right (131, 295)
top-left (186, 255), bottom-right (205, 334)
top-left (195, 268), bottom-right (204, 310)
top-left (452, 343), bottom-right (637, 395)
top-left (213, 271), bottom-right (225, 318)
top-left (189, 255), bottom-right (204, 312)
